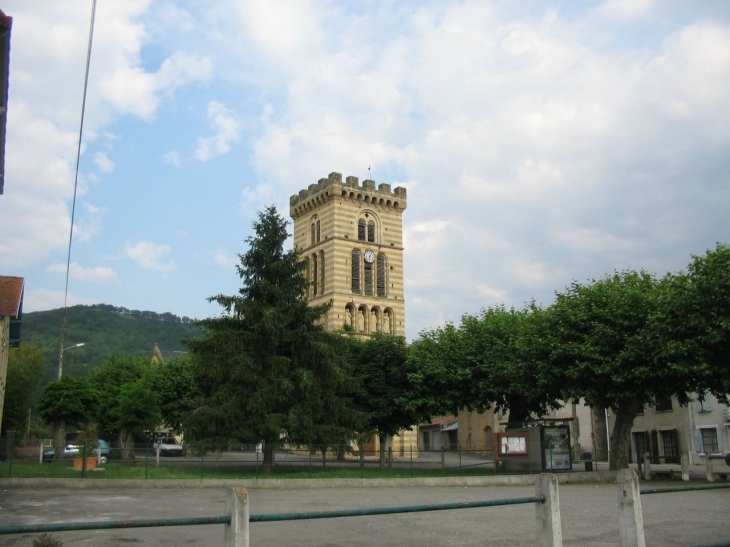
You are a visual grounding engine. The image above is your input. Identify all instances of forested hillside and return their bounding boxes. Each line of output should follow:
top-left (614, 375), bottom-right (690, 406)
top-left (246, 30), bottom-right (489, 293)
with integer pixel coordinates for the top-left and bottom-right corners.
top-left (20, 304), bottom-right (203, 385)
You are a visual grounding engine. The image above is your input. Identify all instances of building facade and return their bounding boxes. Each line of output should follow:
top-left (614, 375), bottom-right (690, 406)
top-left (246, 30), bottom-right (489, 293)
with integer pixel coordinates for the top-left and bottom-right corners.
top-left (289, 171), bottom-right (407, 337)
top-left (623, 394), bottom-right (728, 466)
top-left (0, 276), bottom-right (24, 439)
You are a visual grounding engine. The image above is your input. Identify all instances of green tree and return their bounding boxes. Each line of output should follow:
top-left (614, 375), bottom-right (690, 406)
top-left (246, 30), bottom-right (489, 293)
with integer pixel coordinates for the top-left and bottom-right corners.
top-left (351, 334), bottom-right (418, 467)
top-left (657, 243), bottom-right (730, 396)
top-left (88, 355), bottom-right (159, 458)
top-left (151, 355), bottom-right (200, 437)
top-left (36, 376), bottom-right (100, 459)
top-left (185, 205), bottom-right (357, 473)
top-left (2, 342), bottom-right (45, 442)
top-left (548, 270), bottom-right (687, 470)
top-left (408, 304), bottom-right (561, 423)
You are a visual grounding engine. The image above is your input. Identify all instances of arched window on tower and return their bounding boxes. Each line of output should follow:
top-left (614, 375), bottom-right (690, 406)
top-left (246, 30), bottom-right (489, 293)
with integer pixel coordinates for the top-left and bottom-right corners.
top-left (311, 223), bottom-right (316, 246)
top-left (368, 220), bottom-right (375, 242)
top-left (319, 250), bottom-right (325, 294)
top-left (316, 220), bottom-right (321, 243)
top-left (351, 250), bottom-right (361, 293)
top-left (377, 253), bottom-right (386, 297)
top-left (364, 256), bottom-right (373, 296)
top-left (358, 219), bottom-right (366, 241)
top-left (312, 253), bottom-right (318, 297)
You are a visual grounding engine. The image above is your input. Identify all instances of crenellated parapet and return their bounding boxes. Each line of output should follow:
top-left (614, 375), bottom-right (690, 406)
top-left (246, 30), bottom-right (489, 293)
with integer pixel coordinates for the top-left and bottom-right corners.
top-left (290, 171), bottom-right (407, 219)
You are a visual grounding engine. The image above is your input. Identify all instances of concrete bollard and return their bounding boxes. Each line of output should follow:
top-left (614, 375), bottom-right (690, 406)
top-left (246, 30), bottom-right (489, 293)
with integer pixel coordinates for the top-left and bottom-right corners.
top-left (535, 473), bottom-right (563, 547)
top-left (617, 469), bottom-right (646, 547)
top-left (681, 453), bottom-right (689, 482)
top-left (643, 452), bottom-right (651, 481)
top-left (706, 457), bottom-right (714, 483)
top-left (224, 487), bottom-right (249, 547)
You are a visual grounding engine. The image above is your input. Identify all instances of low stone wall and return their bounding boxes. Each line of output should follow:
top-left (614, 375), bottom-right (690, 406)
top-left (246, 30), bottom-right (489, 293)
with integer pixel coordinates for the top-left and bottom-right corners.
top-left (0, 470), bottom-right (618, 490)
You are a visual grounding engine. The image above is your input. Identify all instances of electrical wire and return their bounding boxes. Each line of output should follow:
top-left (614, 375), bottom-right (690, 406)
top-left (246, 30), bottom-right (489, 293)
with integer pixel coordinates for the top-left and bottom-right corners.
top-left (58, 0), bottom-right (97, 378)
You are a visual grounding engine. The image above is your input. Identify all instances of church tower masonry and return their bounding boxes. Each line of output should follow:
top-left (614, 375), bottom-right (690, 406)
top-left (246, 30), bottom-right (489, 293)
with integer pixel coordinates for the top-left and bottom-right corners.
top-left (289, 171), bottom-right (407, 337)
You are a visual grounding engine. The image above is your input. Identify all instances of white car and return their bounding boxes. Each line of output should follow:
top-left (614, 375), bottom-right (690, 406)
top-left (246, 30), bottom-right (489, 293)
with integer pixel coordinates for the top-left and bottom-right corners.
top-left (154, 437), bottom-right (185, 457)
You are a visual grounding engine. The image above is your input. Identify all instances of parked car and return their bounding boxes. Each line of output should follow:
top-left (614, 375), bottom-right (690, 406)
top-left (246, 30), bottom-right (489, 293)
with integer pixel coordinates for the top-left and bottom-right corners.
top-left (43, 440), bottom-right (110, 463)
top-left (725, 452), bottom-right (730, 466)
top-left (154, 437), bottom-right (185, 457)
top-left (42, 444), bottom-right (79, 461)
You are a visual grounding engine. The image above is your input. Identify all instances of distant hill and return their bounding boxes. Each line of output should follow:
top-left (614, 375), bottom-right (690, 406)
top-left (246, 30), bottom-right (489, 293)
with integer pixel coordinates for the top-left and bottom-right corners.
top-left (20, 304), bottom-right (203, 385)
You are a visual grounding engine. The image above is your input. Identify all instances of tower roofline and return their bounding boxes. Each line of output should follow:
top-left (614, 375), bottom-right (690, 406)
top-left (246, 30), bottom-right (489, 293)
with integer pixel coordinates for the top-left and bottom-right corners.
top-left (290, 172), bottom-right (407, 219)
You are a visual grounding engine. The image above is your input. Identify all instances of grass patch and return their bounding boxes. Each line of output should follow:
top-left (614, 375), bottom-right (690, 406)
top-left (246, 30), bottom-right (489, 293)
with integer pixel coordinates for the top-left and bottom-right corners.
top-left (0, 460), bottom-right (497, 481)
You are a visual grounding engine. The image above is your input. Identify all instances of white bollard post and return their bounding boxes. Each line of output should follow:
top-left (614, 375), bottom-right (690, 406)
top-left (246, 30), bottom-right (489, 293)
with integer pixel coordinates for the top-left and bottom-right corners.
top-left (617, 469), bottom-right (646, 547)
top-left (535, 473), bottom-right (563, 547)
top-left (224, 487), bottom-right (249, 547)
top-left (706, 457), bottom-right (714, 483)
top-left (643, 452), bottom-right (651, 481)
top-left (39, 442), bottom-right (44, 464)
top-left (681, 453), bottom-right (689, 482)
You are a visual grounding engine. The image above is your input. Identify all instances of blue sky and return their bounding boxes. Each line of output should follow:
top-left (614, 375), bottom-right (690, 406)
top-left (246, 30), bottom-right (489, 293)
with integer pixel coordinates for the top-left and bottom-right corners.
top-left (1, 0), bottom-right (729, 341)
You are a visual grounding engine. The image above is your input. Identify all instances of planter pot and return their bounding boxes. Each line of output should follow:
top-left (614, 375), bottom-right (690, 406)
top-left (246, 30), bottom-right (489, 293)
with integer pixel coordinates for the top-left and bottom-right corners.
top-left (72, 456), bottom-right (98, 471)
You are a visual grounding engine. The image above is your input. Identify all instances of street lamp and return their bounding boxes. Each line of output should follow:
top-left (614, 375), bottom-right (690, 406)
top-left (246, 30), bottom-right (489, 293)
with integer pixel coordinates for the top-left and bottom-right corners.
top-left (57, 342), bottom-right (85, 380)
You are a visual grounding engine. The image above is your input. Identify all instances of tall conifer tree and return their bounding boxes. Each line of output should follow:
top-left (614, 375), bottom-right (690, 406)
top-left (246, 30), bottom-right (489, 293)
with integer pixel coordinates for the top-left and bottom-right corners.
top-left (186, 205), bottom-right (358, 472)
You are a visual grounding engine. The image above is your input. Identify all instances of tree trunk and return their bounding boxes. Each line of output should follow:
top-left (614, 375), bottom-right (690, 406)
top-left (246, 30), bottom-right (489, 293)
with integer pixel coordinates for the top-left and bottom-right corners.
top-left (321, 448), bottom-right (326, 468)
top-left (118, 429), bottom-right (135, 462)
top-left (379, 432), bottom-right (386, 469)
top-left (609, 404), bottom-right (640, 470)
top-left (262, 440), bottom-right (276, 474)
top-left (53, 421), bottom-right (65, 461)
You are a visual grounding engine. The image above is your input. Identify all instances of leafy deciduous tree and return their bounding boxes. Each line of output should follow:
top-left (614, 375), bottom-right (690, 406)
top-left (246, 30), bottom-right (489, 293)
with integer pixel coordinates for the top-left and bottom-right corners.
top-left (151, 355), bottom-right (200, 437)
top-left (36, 376), bottom-right (99, 459)
top-left (408, 304), bottom-right (562, 424)
top-left (88, 355), bottom-right (159, 459)
top-left (351, 333), bottom-right (419, 467)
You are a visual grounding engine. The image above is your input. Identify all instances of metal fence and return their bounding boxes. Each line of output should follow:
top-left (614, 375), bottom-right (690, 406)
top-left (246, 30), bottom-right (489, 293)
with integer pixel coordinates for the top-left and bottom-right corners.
top-left (0, 471), bottom-right (728, 546)
top-left (0, 476), bottom-right (561, 547)
top-left (2, 441), bottom-right (562, 479)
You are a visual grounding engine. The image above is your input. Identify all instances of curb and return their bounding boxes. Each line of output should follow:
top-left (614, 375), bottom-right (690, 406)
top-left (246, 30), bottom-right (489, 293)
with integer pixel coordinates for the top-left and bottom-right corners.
top-left (0, 471), bottom-right (618, 490)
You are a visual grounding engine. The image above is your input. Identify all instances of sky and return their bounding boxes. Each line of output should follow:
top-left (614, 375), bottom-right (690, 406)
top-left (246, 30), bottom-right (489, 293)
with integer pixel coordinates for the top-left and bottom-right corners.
top-left (1, 0), bottom-right (729, 342)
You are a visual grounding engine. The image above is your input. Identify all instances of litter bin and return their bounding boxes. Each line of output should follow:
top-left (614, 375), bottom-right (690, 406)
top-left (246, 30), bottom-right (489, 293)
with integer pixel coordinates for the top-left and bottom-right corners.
top-left (582, 452), bottom-right (593, 471)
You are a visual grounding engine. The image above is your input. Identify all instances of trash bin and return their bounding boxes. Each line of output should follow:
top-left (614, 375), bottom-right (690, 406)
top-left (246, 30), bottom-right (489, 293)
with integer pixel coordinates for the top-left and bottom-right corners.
top-left (582, 452), bottom-right (593, 471)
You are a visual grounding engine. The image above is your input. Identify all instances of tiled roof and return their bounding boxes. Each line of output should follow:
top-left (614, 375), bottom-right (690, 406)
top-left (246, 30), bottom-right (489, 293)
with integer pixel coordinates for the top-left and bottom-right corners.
top-left (426, 415), bottom-right (456, 427)
top-left (0, 276), bottom-right (24, 317)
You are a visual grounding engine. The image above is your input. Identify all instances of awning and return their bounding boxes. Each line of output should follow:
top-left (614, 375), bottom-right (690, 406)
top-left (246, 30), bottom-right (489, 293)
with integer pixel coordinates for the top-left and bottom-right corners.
top-left (441, 423), bottom-right (458, 431)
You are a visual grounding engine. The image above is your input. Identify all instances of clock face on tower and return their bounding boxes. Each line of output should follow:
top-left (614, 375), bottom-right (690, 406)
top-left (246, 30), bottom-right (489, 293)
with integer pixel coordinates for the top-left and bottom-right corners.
top-left (364, 250), bottom-right (375, 263)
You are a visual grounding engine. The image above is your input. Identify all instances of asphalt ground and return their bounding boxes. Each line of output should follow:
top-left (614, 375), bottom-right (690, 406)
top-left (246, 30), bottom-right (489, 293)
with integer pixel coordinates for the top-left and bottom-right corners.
top-left (1, 480), bottom-right (729, 547)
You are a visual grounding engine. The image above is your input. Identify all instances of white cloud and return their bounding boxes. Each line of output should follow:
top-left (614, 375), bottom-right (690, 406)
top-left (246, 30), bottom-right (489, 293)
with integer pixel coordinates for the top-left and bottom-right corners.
top-left (47, 262), bottom-right (118, 283)
top-left (195, 101), bottom-right (240, 161)
top-left (73, 203), bottom-right (106, 243)
top-left (595, 0), bottom-right (654, 21)
top-left (21, 287), bottom-right (99, 313)
top-left (212, 249), bottom-right (236, 268)
top-left (124, 241), bottom-right (175, 271)
top-left (92, 152), bottom-right (115, 173)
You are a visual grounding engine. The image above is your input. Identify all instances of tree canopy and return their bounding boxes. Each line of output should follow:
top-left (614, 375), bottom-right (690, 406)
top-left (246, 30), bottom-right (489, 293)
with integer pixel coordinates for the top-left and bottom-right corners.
top-left (88, 355), bottom-right (159, 458)
top-left (185, 205), bottom-right (359, 472)
top-left (408, 244), bottom-right (730, 471)
top-left (2, 342), bottom-right (45, 441)
top-left (408, 303), bottom-right (562, 422)
top-left (349, 333), bottom-right (419, 465)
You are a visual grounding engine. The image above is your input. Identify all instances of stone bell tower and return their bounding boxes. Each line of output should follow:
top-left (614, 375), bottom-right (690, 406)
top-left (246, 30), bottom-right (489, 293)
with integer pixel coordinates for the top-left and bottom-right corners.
top-left (289, 171), bottom-right (407, 337)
